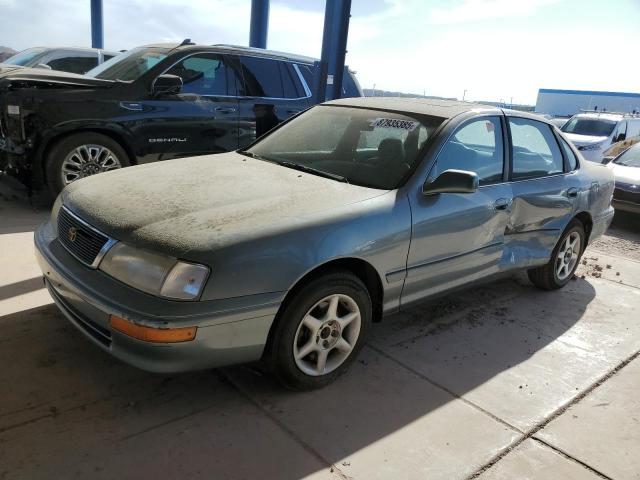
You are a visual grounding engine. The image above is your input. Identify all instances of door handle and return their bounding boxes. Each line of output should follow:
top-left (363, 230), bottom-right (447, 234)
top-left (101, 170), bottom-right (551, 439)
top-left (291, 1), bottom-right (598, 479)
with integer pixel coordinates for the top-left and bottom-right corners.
top-left (215, 107), bottom-right (237, 114)
top-left (566, 187), bottom-right (578, 198)
top-left (494, 198), bottom-right (511, 211)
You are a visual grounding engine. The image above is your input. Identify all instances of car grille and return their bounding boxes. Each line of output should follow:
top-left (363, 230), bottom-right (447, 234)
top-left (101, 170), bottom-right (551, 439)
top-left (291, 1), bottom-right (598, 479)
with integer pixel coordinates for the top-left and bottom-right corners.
top-left (57, 207), bottom-right (111, 267)
top-left (613, 184), bottom-right (640, 205)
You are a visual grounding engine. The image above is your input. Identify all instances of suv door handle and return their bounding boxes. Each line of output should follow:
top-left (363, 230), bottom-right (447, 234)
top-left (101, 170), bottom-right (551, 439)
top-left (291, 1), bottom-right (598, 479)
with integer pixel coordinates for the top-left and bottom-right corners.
top-left (566, 187), bottom-right (578, 198)
top-left (494, 198), bottom-right (511, 211)
top-left (215, 107), bottom-right (237, 114)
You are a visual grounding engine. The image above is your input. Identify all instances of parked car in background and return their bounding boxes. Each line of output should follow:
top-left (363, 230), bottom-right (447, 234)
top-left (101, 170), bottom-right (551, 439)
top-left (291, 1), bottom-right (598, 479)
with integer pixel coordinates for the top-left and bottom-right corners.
top-left (607, 142), bottom-right (640, 214)
top-left (561, 112), bottom-right (640, 163)
top-left (549, 117), bottom-right (569, 129)
top-left (0, 42), bottom-right (362, 195)
top-left (35, 98), bottom-right (614, 389)
top-left (601, 135), bottom-right (640, 164)
top-left (0, 47), bottom-right (119, 74)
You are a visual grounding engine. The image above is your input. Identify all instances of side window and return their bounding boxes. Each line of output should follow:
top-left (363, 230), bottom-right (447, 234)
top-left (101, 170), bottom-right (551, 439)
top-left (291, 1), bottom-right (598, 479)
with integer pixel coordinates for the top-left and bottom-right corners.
top-left (614, 121), bottom-right (627, 142)
top-left (103, 54), bottom-right (116, 62)
top-left (431, 117), bottom-right (504, 186)
top-left (48, 56), bottom-right (98, 74)
top-left (297, 64), bottom-right (314, 92)
top-left (166, 54), bottom-right (233, 96)
top-left (559, 137), bottom-right (578, 171)
top-left (509, 118), bottom-right (564, 180)
top-left (628, 120), bottom-right (640, 139)
top-left (240, 56), bottom-right (283, 98)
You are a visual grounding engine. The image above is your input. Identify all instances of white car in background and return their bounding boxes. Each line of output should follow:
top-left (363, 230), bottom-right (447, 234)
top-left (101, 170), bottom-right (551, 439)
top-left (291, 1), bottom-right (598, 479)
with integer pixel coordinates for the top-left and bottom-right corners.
top-left (561, 112), bottom-right (640, 163)
top-left (607, 142), bottom-right (640, 214)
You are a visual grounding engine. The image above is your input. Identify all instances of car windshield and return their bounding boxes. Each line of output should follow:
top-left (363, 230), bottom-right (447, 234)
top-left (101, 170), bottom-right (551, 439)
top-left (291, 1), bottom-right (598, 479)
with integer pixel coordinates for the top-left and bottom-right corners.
top-left (245, 105), bottom-right (444, 189)
top-left (562, 117), bottom-right (617, 137)
top-left (86, 47), bottom-right (169, 81)
top-left (613, 143), bottom-right (640, 168)
top-left (4, 47), bottom-right (47, 66)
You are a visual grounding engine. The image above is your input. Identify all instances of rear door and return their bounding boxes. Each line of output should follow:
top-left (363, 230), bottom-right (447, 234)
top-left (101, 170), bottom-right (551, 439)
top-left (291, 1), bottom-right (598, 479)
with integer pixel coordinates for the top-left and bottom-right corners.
top-left (402, 115), bottom-right (512, 306)
top-left (504, 115), bottom-right (577, 267)
top-left (133, 52), bottom-right (241, 162)
top-left (237, 55), bottom-right (310, 148)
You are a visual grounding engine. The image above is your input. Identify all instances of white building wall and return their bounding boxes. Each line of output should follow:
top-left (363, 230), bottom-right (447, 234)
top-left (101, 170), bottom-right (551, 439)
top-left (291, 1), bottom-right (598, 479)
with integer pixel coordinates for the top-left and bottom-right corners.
top-left (535, 89), bottom-right (640, 116)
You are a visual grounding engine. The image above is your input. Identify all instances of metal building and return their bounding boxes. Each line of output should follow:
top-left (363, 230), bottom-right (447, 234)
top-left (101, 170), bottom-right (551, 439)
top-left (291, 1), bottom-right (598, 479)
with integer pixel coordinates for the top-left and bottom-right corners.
top-left (536, 88), bottom-right (640, 116)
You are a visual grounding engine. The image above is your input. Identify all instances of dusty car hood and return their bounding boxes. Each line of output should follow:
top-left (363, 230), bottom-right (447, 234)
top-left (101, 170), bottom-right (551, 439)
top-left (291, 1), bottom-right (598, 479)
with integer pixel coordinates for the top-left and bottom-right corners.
top-left (61, 152), bottom-right (386, 257)
top-left (0, 66), bottom-right (114, 88)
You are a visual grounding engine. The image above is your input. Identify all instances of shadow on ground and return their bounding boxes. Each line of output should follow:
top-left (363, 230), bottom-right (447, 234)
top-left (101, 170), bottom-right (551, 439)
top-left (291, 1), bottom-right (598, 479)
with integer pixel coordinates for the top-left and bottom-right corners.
top-left (0, 270), bottom-right (598, 479)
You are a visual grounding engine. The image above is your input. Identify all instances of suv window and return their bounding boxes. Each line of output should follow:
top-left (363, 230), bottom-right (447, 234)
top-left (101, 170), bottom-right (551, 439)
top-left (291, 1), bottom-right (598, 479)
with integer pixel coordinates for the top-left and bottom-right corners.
top-left (510, 118), bottom-right (564, 180)
top-left (166, 53), bottom-right (236, 96)
top-left (48, 56), bottom-right (98, 74)
top-left (431, 117), bottom-right (504, 186)
top-left (558, 137), bottom-right (578, 171)
top-left (240, 56), bottom-right (285, 98)
top-left (295, 63), bottom-right (360, 98)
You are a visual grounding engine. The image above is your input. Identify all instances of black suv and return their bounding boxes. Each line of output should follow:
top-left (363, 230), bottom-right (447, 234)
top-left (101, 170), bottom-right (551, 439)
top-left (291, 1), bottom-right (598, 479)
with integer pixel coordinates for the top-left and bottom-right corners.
top-left (0, 42), bottom-right (361, 194)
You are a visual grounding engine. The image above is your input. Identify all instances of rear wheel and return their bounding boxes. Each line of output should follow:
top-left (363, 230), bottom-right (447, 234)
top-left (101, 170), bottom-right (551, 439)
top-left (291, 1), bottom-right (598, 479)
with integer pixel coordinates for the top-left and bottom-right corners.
top-left (46, 132), bottom-right (130, 195)
top-left (268, 271), bottom-right (372, 390)
top-left (527, 219), bottom-right (585, 290)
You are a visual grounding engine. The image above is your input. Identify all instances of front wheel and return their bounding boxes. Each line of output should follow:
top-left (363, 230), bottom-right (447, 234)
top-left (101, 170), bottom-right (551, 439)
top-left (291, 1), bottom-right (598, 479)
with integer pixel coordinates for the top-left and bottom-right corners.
top-left (46, 132), bottom-right (130, 196)
top-left (527, 219), bottom-right (585, 290)
top-left (268, 271), bottom-right (372, 390)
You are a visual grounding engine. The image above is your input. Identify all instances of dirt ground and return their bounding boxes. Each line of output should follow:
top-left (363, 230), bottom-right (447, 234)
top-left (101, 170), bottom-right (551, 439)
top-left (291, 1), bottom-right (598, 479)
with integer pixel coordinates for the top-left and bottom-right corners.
top-left (1, 177), bottom-right (639, 480)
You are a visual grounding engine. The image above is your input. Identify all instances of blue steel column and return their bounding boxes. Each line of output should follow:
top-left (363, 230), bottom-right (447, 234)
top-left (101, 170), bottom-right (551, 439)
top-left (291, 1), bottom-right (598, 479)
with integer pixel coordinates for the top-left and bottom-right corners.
top-left (90, 0), bottom-right (104, 49)
top-left (326, 0), bottom-right (351, 101)
top-left (314, 0), bottom-right (352, 103)
top-left (249, 0), bottom-right (270, 49)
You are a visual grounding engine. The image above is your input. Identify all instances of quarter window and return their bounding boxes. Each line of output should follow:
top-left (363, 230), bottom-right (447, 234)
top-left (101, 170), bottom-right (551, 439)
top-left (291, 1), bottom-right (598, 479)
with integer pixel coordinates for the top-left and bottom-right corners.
top-left (431, 117), bottom-right (504, 186)
top-left (510, 118), bottom-right (564, 180)
top-left (558, 137), bottom-right (578, 171)
top-left (166, 54), bottom-right (235, 96)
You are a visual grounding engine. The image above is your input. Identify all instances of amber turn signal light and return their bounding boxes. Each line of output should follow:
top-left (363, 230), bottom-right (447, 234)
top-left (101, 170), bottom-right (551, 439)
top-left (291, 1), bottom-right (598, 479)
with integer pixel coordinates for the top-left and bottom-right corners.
top-left (109, 315), bottom-right (197, 343)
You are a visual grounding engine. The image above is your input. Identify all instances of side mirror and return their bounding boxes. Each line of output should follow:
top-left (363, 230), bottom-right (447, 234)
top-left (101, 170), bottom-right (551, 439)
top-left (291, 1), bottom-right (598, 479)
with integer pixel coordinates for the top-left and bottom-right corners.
top-left (35, 63), bottom-right (52, 70)
top-left (423, 169), bottom-right (479, 195)
top-left (152, 74), bottom-right (183, 96)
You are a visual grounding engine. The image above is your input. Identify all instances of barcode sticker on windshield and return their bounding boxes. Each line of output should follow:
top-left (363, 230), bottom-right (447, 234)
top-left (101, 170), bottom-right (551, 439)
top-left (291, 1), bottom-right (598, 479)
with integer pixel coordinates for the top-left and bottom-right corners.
top-left (370, 118), bottom-right (418, 131)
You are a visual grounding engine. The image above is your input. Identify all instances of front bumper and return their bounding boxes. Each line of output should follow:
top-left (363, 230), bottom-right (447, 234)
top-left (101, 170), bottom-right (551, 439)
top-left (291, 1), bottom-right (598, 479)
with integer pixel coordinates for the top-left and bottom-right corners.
top-left (35, 221), bottom-right (283, 373)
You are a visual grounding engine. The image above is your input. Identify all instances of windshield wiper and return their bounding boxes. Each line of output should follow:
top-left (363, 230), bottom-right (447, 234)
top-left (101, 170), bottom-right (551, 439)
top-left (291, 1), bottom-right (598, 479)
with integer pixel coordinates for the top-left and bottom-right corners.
top-left (275, 160), bottom-right (349, 183)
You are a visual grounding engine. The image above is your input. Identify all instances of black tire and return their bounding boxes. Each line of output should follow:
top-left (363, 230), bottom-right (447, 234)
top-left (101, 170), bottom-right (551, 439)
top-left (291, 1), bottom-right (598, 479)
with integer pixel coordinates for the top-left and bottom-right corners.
top-left (527, 219), bottom-right (585, 290)
top-left (46, 132), bottom-right (130, 196)
top-left (268, 271), bottom-right (372, 390)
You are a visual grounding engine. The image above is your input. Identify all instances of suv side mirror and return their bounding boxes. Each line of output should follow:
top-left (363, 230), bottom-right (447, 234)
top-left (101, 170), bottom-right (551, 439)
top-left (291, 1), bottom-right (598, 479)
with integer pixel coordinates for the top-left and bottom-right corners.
top-left (423, 169), bottom-right (479, 195)
top-left (152, 74), bottom-right (183, 96)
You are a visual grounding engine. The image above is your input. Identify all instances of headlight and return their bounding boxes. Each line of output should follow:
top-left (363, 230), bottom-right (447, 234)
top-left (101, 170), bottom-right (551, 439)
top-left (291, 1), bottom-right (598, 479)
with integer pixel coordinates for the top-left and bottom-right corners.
top-left (578, 143), bottom-right (602, 151)
top-left (99, 243), bottom-right (210, 300)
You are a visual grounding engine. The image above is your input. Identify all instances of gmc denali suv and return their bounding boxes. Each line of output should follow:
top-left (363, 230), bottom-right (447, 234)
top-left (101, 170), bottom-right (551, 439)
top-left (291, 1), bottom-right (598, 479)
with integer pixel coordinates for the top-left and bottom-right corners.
top-left (0, 42), bottom-right (362, 194)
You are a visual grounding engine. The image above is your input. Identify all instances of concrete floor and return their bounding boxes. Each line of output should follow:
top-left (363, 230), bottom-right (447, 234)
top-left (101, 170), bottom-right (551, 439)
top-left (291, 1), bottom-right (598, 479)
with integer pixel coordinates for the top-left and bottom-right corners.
top-left (1, 178), bottom-right (639, 480)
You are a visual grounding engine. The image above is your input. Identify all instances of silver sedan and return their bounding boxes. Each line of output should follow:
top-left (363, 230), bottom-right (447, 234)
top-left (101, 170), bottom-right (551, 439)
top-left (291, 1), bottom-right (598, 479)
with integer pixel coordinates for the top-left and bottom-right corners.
top-left (35, 97), bottom-right (615, 389)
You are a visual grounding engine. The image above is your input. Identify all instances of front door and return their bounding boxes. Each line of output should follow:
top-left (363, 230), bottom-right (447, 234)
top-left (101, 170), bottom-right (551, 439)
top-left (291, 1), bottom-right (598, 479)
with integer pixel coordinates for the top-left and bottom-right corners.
top-left (402, 116), bottom-right (512, 307)
top-left (132, 52), bottom-right (240, 163)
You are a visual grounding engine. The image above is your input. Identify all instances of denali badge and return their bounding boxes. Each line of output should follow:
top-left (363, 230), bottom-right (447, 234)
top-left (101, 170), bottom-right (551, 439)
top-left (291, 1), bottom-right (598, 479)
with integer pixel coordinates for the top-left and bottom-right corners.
top-left (148, 137), bottom-right (187, 143)
top-left (68, 227), bottom-right (78, 243)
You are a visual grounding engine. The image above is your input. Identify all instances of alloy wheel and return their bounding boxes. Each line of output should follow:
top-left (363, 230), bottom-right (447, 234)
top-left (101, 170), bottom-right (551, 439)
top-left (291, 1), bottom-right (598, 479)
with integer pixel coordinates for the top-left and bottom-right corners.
top-left (293, 294), bottom-right (362, 376)
top-left (556, 231), bottom-right (581, 281)
top-left (61, 144), bottom-right (122, 185)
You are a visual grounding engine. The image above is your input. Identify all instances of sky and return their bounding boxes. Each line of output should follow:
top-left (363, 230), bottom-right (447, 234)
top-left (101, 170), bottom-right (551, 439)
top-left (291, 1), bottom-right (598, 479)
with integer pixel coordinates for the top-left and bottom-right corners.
top-left (1, 0), bottom-right (639, 105)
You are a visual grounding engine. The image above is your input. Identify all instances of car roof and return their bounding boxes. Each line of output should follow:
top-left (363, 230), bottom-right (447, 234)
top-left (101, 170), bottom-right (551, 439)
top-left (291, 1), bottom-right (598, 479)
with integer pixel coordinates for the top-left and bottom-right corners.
top-left (141, 42), bottom-right (317, 64)
top-left (324, 97), bottom-right (500, 120)
top-left (28, 46), bottom-right (118, 54)
top-left (572, 112), bottom-right (625, 121)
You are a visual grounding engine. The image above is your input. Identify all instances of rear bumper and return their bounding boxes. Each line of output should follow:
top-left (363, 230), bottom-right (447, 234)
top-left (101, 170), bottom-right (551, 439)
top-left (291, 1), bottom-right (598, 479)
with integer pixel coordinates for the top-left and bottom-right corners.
top-left (35, 221), bottom-right (283, 373)
top-left (589, 205), bottom-right (615, 242)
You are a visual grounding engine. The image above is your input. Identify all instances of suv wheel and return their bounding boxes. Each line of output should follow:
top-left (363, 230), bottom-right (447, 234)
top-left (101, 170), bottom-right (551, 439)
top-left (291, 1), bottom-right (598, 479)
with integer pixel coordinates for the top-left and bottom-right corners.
top-left (268, 271), bottom-right (372, 390)
top-left (46, 132), bottom-right (130, 195)
top-left (527, 219), bottom-right (585, 290)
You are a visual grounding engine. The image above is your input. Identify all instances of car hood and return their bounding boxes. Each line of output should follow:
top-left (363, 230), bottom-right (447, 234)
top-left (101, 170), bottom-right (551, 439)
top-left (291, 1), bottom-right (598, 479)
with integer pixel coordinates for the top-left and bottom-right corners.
top-left (61, 152), bottom-right (387, 258)
top-left (609, 163), bottom-right (640, 185)
top-left (563, 133), bottom-right (608, 146)
top-left (0, 66), bottom-right (114, 89)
